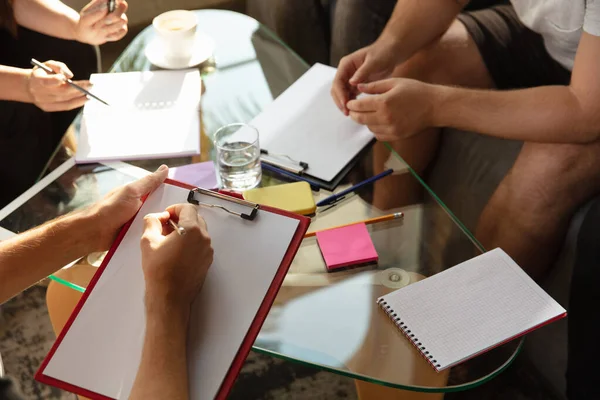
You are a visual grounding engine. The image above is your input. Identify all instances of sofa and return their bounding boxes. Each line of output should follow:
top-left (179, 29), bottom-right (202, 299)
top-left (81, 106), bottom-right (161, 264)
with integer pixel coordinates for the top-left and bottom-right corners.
top-left (424, 128), bottom-right (595, 398)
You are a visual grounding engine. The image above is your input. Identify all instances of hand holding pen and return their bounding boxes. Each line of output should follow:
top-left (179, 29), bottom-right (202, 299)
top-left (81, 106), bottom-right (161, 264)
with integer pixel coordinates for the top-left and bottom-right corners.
top-left (27, 60), bottom-right (93, 112)
top-left (30, 59), bottom-right (109, 109)
top-left (75, 0), bottom-right (129, 45)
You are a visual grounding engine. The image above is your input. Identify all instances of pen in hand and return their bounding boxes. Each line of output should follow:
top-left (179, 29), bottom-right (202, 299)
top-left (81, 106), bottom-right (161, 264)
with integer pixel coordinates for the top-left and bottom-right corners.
top-left (30, 58), bottom-right (110, 106)
top-left (168, 219), bottom-right (186, 236)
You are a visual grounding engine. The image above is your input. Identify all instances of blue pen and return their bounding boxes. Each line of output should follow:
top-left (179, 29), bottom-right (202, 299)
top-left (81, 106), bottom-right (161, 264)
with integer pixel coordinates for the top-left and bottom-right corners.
top-left (261, 163), bottom-right (321, 191)
top-left (316, 169), bottom-right (394, 207)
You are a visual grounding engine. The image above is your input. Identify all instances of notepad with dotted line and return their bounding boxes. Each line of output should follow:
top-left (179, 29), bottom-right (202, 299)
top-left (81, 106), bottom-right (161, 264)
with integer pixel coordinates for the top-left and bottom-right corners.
top-left (377, 248), bottom-right (566, 372)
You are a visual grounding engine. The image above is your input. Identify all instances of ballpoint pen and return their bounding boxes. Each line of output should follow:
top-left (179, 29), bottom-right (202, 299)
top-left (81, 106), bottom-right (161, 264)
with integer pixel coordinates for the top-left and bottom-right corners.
top-left (316, 168), bottom-right (394, 207)
top-left (30, 58), bottom-right (110, 106)
top-left (108, 0), bottom-right (116, 13)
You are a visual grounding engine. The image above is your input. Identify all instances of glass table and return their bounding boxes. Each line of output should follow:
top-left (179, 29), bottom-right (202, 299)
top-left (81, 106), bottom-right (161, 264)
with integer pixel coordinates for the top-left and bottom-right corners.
top-left (0, 9), bottom-right (522, 396)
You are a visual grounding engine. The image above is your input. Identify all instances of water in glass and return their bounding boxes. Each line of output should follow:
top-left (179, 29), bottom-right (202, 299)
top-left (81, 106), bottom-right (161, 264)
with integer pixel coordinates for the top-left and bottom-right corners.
top-left (217, 141), bottom-right (261, 190)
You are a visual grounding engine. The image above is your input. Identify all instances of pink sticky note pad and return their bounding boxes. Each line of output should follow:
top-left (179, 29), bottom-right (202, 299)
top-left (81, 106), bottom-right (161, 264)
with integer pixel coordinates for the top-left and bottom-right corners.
top-left (316, 223), bottom-right (378, 271)
top-left (168, 161), bottom-right (218, 189)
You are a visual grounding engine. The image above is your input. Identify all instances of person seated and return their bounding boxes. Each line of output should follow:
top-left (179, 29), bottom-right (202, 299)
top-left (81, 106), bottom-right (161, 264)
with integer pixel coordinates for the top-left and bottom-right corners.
top-left (0, 166), bottom-right (214, 399)
top-left (0, 0), bottom-right (128, 208)
top-left (331, 0), bottom-right (600, 279)
top-left (248, 0), bottom-right (507, 67)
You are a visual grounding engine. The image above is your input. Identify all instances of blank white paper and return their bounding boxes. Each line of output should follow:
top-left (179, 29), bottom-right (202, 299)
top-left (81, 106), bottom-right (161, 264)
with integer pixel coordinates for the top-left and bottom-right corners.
top-left (43, 184), bottom-right (300, 399)
top-left (252, 63), bottom-right (374, 182)
top-left (76, 70), bottom-right (201, 163)
top-left (377, 248), bottom-right (566, 371)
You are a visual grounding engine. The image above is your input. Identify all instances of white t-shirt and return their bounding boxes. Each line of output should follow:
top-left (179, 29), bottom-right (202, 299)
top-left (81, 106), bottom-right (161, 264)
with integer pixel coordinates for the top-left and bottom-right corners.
top-left (511, 0), bottom-right (600, 70)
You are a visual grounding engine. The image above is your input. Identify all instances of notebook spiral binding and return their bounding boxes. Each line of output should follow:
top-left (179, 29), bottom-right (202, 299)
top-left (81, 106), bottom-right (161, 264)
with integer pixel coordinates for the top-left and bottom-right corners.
top-left (376, 298), bottom-right (442, 370)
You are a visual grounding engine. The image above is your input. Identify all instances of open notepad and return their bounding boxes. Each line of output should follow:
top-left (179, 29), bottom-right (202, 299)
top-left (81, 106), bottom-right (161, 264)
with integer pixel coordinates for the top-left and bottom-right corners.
top-left (251, 63), bottom-right (374, 188)
top-left (377, 248), bottom-right (566, 372)
top-left (76, 70), bottom-right (201, 163)
top-left (36, 182), bottom-right (309, 399)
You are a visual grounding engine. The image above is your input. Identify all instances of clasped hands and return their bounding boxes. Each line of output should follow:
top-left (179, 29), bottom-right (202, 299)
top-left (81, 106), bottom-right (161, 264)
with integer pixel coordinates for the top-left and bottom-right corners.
top-left (330, 40), bottom-right (441, 141)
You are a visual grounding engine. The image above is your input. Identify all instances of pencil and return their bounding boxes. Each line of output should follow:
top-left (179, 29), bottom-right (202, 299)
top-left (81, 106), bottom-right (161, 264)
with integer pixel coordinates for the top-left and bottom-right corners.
top-left (304, 212), bottom-right (404, 238)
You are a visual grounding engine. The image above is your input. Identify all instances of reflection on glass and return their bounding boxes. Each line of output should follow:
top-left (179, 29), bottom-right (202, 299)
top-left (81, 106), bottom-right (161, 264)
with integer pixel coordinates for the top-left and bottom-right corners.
top-left (1, 164), bottom-right (136, 234)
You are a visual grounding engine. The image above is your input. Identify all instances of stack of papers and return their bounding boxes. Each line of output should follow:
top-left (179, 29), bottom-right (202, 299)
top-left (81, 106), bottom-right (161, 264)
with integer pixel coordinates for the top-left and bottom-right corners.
top-left (76, 70), bottom-right (201, 163)
top-left (251, 63), bottom-right (374, 189)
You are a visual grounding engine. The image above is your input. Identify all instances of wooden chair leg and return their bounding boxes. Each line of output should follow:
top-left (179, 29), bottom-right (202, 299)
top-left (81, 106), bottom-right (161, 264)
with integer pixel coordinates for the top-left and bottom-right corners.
top-left (355, 380), bottom-right (445, 400)
top-left (46, 264), bottom-right (97, 400)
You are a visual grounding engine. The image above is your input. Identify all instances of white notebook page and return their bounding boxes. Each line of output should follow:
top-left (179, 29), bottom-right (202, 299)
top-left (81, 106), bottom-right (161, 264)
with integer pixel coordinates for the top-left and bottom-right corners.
top-left (252, 63), bottom-right (374, 182)
top-left (76, 70), bottom-right (201, 163)
top-left (43, 184), bottom-right (300, 399)
top-left (377, 248), bottom-right (566, 371)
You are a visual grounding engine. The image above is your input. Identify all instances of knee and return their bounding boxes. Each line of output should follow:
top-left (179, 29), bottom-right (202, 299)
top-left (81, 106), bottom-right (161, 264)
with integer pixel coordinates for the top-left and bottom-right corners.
top-left (503, 145), bottom-right (592, 216)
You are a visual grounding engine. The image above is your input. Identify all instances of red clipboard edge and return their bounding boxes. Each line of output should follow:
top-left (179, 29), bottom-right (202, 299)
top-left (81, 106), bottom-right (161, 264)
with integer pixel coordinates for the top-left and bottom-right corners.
top-left (35, 190), bottom-right (144, 400)
top-left (35, 180), bottom-right (310, 400)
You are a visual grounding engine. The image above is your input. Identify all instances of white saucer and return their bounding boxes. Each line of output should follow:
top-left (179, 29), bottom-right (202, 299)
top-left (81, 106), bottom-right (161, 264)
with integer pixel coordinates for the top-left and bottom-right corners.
top-left (145, 32), bottom-right (215, 69)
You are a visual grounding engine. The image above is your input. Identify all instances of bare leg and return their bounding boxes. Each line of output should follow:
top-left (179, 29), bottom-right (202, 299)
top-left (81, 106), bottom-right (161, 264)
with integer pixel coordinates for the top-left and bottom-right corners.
top-left (476, 141), bottom-right (600, 278)
top-left (373, 19), bottom-right (495, 210)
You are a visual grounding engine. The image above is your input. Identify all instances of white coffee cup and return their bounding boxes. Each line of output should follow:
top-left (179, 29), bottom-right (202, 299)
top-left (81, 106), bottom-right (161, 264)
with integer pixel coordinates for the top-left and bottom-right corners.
top-left (152, 10), bottom-right (197, 64)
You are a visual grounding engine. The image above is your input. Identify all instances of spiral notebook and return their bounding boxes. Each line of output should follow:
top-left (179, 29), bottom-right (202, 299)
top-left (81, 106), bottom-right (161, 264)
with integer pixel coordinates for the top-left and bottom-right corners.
top-left (36, 181), bottom-right (310, 399)
top-left (76, 70), bottom-right (201, 163)
top-left (377, 248), bottom-right (566, 372)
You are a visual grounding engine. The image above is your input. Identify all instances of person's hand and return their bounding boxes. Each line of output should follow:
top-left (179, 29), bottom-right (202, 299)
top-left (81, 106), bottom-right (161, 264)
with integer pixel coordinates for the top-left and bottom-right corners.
top-left (27, 60), bottom-right (91, 112)
top-left (87, 165), bottom-right (169, 251)
top-left (75, 0), bottom-right (129, 45)
top-left (331, 38), bottom-right (402, 116)
top-left (346, 78), bottom-right (437, 141)
top-left (140, 204), bottom-right (213, 311)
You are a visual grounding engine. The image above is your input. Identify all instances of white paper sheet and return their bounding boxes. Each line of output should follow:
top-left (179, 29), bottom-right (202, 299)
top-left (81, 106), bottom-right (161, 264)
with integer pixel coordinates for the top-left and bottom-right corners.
top-left (377, 248), bottom-right (566, 371)
top-left (76, 70), bottom-right (201, 163)
top-left (43, 184), bottom-right (300, 399)
top-left (252, 63), bottom-right (374, 182)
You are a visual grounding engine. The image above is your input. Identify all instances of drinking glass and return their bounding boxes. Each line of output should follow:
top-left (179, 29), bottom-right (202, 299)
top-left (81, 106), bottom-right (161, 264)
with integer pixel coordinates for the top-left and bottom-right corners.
top-left (214, 123), bottom-right (262, 191)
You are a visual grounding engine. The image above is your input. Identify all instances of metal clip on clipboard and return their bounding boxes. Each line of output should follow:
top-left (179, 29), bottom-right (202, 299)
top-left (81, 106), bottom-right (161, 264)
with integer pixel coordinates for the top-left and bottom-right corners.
top-left (187, 188), bottom-right (260, 221)
top-left (260, 149), bottom-right (309, 175)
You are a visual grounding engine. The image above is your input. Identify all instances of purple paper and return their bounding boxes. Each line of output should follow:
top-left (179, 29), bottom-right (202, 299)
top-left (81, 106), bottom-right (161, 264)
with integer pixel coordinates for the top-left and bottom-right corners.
top-left (168, 161), bottom-right (218, 189)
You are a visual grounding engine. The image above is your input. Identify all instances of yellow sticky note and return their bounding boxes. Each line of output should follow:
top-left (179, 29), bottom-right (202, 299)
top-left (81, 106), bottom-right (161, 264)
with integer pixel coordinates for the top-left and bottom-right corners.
top-left (243, 182), bottom-right (316, 215)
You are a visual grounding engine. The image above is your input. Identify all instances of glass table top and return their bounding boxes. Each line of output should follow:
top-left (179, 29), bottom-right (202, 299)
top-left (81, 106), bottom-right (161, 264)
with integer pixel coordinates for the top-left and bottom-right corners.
top-left (0, 9), bottom-right (522, 393)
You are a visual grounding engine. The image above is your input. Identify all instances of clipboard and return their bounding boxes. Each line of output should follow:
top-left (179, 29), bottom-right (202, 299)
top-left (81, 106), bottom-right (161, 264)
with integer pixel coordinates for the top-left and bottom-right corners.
top-left (35, 179), bottom-right (310, 400)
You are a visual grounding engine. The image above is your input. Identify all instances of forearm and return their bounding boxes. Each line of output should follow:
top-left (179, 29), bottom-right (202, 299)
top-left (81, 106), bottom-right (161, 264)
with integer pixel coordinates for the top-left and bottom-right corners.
top-left (433, 84), bottom-right (600, 144)
top-left (0, 65), bottom-right (32, 102)
top-left (0, 209), bottom-right (98, 304)
top-left (13, 0), bottom-right (79, 40)
top-left (380, 0), bottom-right (466, 61)
top-left (130, 301), bottom-right (190, 400)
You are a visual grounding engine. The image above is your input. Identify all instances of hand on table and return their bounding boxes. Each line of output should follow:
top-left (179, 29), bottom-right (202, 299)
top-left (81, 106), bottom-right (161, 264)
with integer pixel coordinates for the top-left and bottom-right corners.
top-left (331, 39), bottom-right (402, 116)
top-left (347, 78), bottom-right (437, 142)
top-left (76, 0), bottom-right (129, 45)
top-left (27, 60), bottom-right (91, 112)
top-left (140, 204), bottom-right (213, 311)
top-left (87, 165), bottom-right (169, 251)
